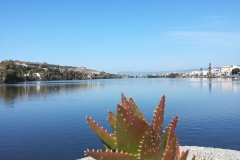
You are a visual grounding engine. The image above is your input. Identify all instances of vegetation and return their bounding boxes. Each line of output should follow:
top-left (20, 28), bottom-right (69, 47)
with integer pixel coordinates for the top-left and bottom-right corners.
top-left (85, 93), bottom-right (196, 160)
top-left (231, 68), bottom-right (240, 75)
top-left (0, 60), bottom-right (19, 83)
top-left (166, 73), bottom-right (179, 78)
top-left (146, 74), bottom-right (161, 78)
top-left (0, 60), bottom-right (122, 83)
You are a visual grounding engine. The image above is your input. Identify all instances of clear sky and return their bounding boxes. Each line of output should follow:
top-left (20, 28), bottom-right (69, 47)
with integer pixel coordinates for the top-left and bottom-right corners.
top-left (1, 0), bottom-right (240, 73)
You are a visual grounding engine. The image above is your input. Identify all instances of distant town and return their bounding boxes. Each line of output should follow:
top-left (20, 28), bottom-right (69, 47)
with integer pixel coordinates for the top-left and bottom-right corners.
top-left (0, 60), bottom-right (240, 83)
top-left (142, 63), bottom-right (240, 79)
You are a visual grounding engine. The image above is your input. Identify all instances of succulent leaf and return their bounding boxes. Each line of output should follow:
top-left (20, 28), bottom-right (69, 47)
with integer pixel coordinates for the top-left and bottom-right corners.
top-left (162, 127), bottom-right (169, 152)
top-left (107, 110), bottom-right (116, 132)
top-left (116, 104), bottom-right (148, 154)
top-left (139, 128), bottom-right (163, 160)
top-left (179, 150), bottom-right (189, 160)
top-left (167, 116), bottom-right (178, 146)
top-left (162, 116), bottom-right (179, 152)
top-left (175, 135), bottom-right (189, 160)
top-left (121, 93), bottom-right (131, 110)
top-left (85, 150), bottom-right (137, 160)
top-left (152, 95), bottom-right (165, 136)
top-left (175, 134), bottom-right (181, 159)
top-left (192, 155), bottom-right (196, 160)
top-left (129, 97), bottom-right (147, 122)
top-left (86, 116), bottom-right (117, 150)
top-left (162, 134), bottom-right (177, 160)
top-left (103, 143), bottom-right (111, 151)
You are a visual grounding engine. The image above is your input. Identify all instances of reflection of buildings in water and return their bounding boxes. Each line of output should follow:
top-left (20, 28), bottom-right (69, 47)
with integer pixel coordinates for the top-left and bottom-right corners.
top-left (221, 81), bottom-right (240, 93)
top-left (187, 78), bottom-right (202, 87)
top-left (232, 81), bottom-right (240, 93)
top-left (188, 78), bottom-right (240, 93)
top-left (221, 82), bottom-right (233, 91)
top-left (36, 81), bottom-right (41, 93)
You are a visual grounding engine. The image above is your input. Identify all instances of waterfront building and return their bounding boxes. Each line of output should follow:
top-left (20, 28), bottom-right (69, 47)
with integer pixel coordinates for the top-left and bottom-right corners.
top-left (220, 65), bottom-right (240, 75)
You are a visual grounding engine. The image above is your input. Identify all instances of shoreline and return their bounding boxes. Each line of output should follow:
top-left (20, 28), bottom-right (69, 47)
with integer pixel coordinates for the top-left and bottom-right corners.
top-left (78, 146), bottom-right (240, 160)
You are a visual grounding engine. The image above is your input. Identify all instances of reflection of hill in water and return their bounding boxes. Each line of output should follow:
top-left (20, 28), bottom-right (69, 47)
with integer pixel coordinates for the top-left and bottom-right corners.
top-left (0, 81), bottom-right (102, 106)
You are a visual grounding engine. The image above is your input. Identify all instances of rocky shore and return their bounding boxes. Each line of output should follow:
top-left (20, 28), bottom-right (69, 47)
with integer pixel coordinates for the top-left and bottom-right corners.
top-left (78, 146), bottom-right (240, 160)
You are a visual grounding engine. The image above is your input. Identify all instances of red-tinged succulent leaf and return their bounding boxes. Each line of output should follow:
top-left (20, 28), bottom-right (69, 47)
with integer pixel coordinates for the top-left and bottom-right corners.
top-left (107, 111), bottom-right (116, 132)
top-left (108, 110), bottom-right (116, 121)
top-left (162, 116), bottom-right (178, 153)
top-left (116, 104), bottom-right (149, 154)
top-left (121, 93), bottom-right (147, 123)
top-left (192, 155), bottom-right (196, 160)
top-left (179, 150), bottom-right (189, 160)
top-left (121, 93), bottom-right (130, 110)
top-left (129, 97), bottom-right (147, 122)
top-left (162, 134), bottom-right (177, 160)
top-left (152, 95), bottom-right (165, 136)
top-left (175, 134), bottom-right (180, 159)
top-left (173, 134), bottom-right (191, 160)
top-left (121, 93), bottom-right (136, 116)
top-left (167, 116), bottom-right (178, 145)
top-left (139, 128), bottom-right (163, 160)
top-left (85, 150), bottom-right (137, 160)
top-left (86, 116), bottom-right (117, 150)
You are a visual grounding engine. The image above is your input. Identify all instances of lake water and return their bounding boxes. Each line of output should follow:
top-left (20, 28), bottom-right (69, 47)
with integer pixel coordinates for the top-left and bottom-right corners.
top-left (0, 78), bottom-right (240, 160)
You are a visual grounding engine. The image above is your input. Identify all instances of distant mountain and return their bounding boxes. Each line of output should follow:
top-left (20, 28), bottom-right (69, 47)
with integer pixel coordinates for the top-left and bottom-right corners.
top-left (118, 71), bottom-right (170, 76)
top-left (118, 67), bottom-right (221, 76)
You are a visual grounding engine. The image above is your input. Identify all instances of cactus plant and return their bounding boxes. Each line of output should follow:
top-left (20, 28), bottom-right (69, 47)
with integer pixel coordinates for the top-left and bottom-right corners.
top-left (84, 93), bottom-right (195, 160)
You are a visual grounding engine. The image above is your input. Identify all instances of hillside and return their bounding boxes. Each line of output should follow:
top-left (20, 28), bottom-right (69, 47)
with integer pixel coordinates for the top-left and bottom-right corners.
top-left (0, 60), bottom-right (122, 83)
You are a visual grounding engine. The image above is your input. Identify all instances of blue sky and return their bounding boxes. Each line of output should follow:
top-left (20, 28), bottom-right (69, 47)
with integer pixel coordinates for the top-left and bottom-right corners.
top-left (1, 0), bottom-right (240, 73)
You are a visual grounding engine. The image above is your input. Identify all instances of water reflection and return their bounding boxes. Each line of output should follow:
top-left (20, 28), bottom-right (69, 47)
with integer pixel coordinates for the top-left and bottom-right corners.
top-left (1, 79), bottom-right (240, 107)
top-left (188, 78), bottom-right (240, 93)
top-left (0, 78), bottom-right (240, 159)
top-left (0, 80), bottom-right (103, 107)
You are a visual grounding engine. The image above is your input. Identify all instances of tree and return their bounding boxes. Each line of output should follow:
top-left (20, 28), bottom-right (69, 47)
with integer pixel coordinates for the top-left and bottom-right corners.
top-left (232, 68), bottom-right (240, 75)
top-left (0, 60), bottom-right (18, 83)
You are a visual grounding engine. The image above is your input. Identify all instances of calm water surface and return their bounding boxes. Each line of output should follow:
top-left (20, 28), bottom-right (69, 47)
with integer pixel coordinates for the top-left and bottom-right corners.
top-left (0, 78), bottom-right (240, 160)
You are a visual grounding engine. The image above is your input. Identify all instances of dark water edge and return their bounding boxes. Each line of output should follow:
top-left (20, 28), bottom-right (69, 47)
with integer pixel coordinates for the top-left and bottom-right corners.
top-left (0, 78), bottom-right (240, 160)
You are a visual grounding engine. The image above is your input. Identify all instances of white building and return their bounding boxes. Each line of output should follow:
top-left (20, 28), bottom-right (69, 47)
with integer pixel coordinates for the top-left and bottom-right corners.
top-left (34, 73), bottom-right (41, 77)
top-left (188, 71), bottom-right (200, 76)
top-left (200, 70), bottom-right (208, 76)
top-left (211, 69), bottom-right (221, 76)
top-left (220, 65), bottom-right (240, 75)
